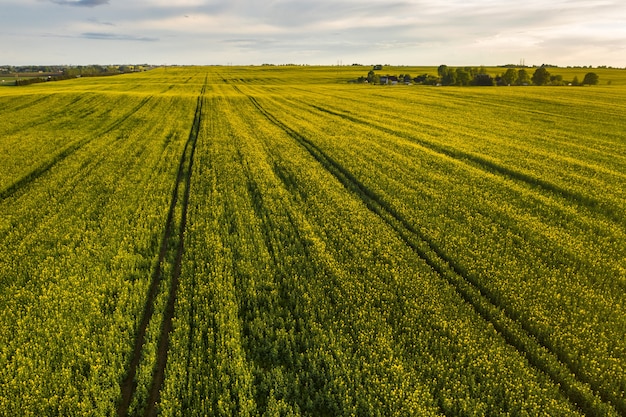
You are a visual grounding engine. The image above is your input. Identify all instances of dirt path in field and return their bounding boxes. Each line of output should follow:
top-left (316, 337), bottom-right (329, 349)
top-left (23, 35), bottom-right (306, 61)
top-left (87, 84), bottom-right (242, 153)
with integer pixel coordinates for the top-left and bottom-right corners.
top-left (117, 84), bottom-right (204, 417)
top-left (142, 90), bottom-right (203, 417)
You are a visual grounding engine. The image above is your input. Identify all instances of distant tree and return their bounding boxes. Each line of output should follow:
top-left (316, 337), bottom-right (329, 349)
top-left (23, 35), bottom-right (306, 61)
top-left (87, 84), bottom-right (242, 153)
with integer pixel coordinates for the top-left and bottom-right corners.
top-left (414, 74), bottom-right (428, 84)
top-left (571, 75), bottom-right (580, 86)
top-left (455, 68), bottom-right (471, 86)
top-left (437, 65), bottom-right (458, 85)
top-left (517, 69), bottom-right (531, 85)
top-left (414, 74), bottom-right (438, 85)
top-left (501, 68), bottom-right (518, 85)
top-left (437, 65), bottom-right (449, 78)
top-left (550, 74), bottom-right (564, 86)
top-left (442, 70), bottom-right (456, 86)
top-left (532, 67), bottom-right (551, 85)
top-left (582, 72), bottom-right (599, 85)
top-left (367, 70), bottom-right (376, 83)
top-left (473, 73), bottom-right (494, 86)
top-left (403, 74), bottom-right (412, 83)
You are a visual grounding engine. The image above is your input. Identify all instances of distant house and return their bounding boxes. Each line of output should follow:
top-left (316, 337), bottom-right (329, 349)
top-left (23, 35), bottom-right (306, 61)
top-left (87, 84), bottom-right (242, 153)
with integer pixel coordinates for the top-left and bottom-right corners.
top-left (380, 75), bottom-right (399, 85)
top-left (373, 65), bottom-right (383, 71)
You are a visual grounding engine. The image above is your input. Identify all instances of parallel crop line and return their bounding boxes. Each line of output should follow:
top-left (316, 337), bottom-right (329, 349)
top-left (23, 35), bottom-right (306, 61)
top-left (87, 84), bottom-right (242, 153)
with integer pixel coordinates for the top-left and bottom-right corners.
top-left (306, 103), bottom-right (624, 227)
top-left (246, 95), bottom-right (619, 417)
top-left (0, 94), bottom-right (53, 114)
top-left (0, 96), bottom-right (153, 202)
top-left (117, 90), bottom-right (202, 417)
top-left (290, 86), bottom-right (626, 167)
top-left (1, 94), bottom-right (92, 136)
top-left (143, 92), bottom-right (202, 417)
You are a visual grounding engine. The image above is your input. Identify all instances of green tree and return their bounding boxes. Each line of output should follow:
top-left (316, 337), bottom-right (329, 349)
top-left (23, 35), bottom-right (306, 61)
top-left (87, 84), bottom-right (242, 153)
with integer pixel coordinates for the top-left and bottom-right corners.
top-left (437, 64), bottom-right (449, 78)
top-left (473, 74), bottom-right (494, 86)
top-left (501, 68), bottom-right (517, 85)
top-left (442, 70), bottom-right (456, 86)
top-left (571, 75), bottom-right (580, 86)
top-left (414, 74), bottom-right (438, 85)
top-left (582, 72), bottom-right (599, 85)
top-left (455, 68), bottom-right (471, 86)
top-left (437, 65), bottom-right (458, 86)
top-left (532, 67), bottom-right (551, 85)
top-left (517, 69), bottom-right (530, 85)
top-left (550, 74), bottom-right (564, 86)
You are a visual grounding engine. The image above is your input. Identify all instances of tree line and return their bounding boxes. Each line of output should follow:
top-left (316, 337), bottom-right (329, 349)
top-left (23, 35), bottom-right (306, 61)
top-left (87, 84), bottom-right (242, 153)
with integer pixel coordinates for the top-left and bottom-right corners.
top-left (355, 65), bottom-right (600, 86)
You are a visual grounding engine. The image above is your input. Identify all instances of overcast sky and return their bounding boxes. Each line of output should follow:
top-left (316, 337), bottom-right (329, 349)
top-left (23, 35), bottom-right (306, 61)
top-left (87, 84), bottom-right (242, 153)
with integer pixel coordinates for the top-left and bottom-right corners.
top-left (1, 0), bottom-right (625, 66)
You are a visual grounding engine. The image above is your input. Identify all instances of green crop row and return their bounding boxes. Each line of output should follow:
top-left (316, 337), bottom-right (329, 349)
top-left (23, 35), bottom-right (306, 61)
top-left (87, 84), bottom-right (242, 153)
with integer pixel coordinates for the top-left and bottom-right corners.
top-left (1, 66), bottom-right (624, 415)
top-left (243, 82), bottom-right (624, 414)
top-left (154, 76), bottom-right (602, 415)
top-left (0, 78), bottom-right (200, 414)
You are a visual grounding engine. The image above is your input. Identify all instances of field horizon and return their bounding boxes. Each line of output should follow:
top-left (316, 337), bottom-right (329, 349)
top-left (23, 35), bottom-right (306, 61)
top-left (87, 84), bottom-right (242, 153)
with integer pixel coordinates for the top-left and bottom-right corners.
top-left (3, 64), bottom-right (626, 86)
top-left (1, 66), bottom-right (624, 416)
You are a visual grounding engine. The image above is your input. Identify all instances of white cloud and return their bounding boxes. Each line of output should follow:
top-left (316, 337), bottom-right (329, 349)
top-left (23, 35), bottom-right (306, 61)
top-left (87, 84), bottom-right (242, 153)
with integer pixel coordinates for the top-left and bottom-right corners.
top-left (134, 13), bottom-right (284, 36)
top-left (49, 0), bottom-right (109, 6)
top-left (2, 0), bottom-right (626, 65)
top-left (136, 0), bottom-right (210, 6)
top-left (80, 32), bottom-right (158, 41)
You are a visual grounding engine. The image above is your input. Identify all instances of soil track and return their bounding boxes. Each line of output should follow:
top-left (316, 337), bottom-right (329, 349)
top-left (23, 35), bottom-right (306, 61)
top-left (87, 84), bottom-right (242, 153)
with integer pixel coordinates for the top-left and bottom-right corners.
top-left (117, 84), bottom-right (204, 417)
top-left (245, 93), bottom-right (619, 417)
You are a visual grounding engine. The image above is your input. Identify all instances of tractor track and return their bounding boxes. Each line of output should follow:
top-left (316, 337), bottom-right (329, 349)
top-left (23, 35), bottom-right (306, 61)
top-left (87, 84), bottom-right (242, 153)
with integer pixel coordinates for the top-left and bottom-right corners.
top-left (261, 89), bottom-right (623, 227)
top-left (142, 89), bottom-right (203, 417)
top-left (117, 86), bottom-right (203, 416)
top-left (306, 101), bottom-right (624, 227)
top-left (245, 94), bottom-right (620, 417)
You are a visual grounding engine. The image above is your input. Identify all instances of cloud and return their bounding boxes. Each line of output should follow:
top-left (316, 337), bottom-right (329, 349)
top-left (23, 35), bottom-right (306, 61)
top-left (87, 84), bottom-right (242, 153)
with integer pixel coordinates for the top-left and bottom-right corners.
top-left (50, 0), bottom-right (109, 7)
top-left (138, 0), bottom-right (208, 7)
top-left (222, 38), bottom-right (277, 48)
top-left (136, 13), bottom-right (283, 36)
top-left (81, 32), bottom-right (158, 41)
top-left (87, 17), bottom-right (115, 26)
top-left (5, 0), bottom-right (626, 66)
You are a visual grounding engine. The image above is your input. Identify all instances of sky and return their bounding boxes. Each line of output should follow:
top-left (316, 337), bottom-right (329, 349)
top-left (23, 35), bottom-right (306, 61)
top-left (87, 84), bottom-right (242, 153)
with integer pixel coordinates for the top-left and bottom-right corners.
top-left (1, 0), bottom-right (625, 67)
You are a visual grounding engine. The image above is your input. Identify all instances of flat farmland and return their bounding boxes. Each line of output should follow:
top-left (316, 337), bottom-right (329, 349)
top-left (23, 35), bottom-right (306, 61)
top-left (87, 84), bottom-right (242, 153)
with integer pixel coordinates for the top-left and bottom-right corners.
top-left (0, 66), bottom-right (624, 416)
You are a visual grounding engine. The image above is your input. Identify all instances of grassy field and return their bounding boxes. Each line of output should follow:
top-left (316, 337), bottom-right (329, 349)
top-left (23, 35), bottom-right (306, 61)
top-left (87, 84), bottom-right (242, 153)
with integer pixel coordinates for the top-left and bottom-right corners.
top-left (0, 78), bottom-right (17, 86)
top-left (0, 66), bottom-right (624, 416)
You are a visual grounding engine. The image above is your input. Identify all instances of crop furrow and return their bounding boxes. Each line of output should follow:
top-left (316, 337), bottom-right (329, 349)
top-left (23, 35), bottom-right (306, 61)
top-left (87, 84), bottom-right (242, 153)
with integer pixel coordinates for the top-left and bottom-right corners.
top-left (247, 95), bottom-right (619, 417)
top-left (289, 85), bottom-right (626, 164)
top-left (1, 94), bottom-right (93, 136)
top-left (1, 94), bottom-right (52, 113)
top-left (117, 93), bottom-right (202, 417)
top-left (182, 79), bottom-right (207, 399)
top-left (306, 104), bottom-right (623, 226)
top-left (0, 96), bottom-right (153, 202)
top-left (143, 92), bottom-right (202, 417)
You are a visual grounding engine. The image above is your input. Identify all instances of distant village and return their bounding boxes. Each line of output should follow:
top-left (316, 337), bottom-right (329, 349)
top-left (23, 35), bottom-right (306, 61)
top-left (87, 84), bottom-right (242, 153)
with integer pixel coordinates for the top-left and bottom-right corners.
top-left (0, 65), bottom-right (155, 86)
